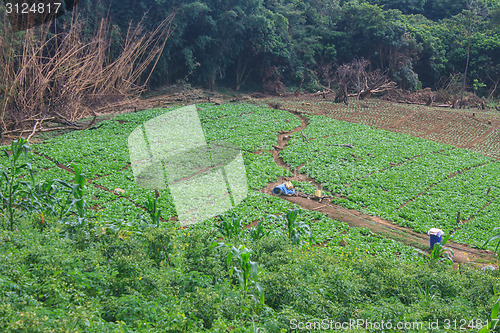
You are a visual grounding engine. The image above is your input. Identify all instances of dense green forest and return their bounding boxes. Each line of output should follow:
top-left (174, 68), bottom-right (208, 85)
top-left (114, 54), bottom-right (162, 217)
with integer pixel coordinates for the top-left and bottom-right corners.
top-left (70, 0), bottom-right (500, 97)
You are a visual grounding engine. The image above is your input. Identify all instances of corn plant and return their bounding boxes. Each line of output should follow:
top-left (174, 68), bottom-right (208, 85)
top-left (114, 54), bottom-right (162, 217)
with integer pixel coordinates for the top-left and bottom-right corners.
top-left (72, 165), bottom-right (86, 219)
top-left (269, 209), bottom-right (312, 245)
top-left (226, 245), bottom-right (264, 305)
top-left (142, 189), bottom-right (161, 227)
top-left (216, 213), bottom-right (242, 239)
top-left (247, 221), bottom-right (267, 243)
top-left (24, 179), bottom-right (62, 230)
top-left (430, 235), bottom-right (454, 264)
top-left (27, 180), bottom-right (61, 217)
top-left (26, 177), bottom-right (85, 229)
top-left (483, 227), bottom-right (500, 261)
top-left (416, 235), bottom-right (454, 265)
top-left (0, 138), bottom-right (34, 231)
top-left (58, 165), bottom-right (89, 236)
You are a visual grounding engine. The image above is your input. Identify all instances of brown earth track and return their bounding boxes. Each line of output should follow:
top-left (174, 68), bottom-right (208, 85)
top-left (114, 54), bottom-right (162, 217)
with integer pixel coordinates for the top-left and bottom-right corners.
top-left (422, 113), bottom-right (461, 137)
top-left (254, 149), bottom-right (273, 155)
top-left (270, 110), bottom-right (308, 170)
top-left (387, 110), bottom-right (418, 127)
top-left (344, 111), bottom-right (364, 121)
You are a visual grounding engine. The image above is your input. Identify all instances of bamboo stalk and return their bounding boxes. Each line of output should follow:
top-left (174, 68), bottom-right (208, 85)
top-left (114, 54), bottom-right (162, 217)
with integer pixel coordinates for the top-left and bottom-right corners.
top-left (0, 9), bottom-right (174, 134)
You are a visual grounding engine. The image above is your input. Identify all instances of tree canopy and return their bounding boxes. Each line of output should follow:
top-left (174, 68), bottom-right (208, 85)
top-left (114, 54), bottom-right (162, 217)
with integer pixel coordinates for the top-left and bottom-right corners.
top-left (50, 0), bottom-right (500, 96)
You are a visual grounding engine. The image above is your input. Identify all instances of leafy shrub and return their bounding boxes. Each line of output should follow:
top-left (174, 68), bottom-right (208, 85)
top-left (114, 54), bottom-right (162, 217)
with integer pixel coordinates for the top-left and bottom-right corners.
top-left (173, 270), bottom-right (213, 294)
top-left (181, 227), bottom-right (226, 281)
top-left (98, 236), bottom-right (152, 296)
top-left (252, 234), bottom-right (292, 262)
top-left (143, 226), bottom-right (175, 267)
top-left (479, 286), bottom-right (500, 333)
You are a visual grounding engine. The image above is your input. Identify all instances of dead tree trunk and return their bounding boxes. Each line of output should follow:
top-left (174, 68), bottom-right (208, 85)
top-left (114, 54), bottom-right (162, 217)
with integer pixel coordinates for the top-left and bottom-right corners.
top-left (334, 83), bottom-right (348, 105)
top-left (235, 52), bottom-right (254, 91)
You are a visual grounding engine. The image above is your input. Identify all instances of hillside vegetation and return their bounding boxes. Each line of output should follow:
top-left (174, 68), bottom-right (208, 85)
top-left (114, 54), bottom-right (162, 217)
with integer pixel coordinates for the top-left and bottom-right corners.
top-left (0, 103), bottom-right (499, 332)
top-left (70, 0), bottom-right (500, 97)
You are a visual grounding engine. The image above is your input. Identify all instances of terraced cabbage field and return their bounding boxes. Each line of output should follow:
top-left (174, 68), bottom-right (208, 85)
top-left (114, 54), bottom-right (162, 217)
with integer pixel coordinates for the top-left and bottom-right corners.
top-left (277, 97), bottom-right (500, 155)
top-left (2, 102), bottom-right (500, 332)
top-left (7, 102), bottom-right (500, 250)
top-left (281, 113), bottom-right (500, 249)
top-left (0, 103), bottom-right (415, 259)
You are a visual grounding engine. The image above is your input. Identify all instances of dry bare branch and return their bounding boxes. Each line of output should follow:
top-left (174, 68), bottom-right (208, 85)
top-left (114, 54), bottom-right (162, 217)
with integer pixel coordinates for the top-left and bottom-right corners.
top-left (334, 58), bottom-right (396, 103)
top-left (0, 9), bottom-right (174, 134)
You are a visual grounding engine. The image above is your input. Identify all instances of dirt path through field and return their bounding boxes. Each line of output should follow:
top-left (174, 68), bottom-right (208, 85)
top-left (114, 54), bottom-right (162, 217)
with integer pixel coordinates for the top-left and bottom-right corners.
top-left (387, 110), bottom-right (418, 127)
top-left (259, 109), bottom-right (497, 266)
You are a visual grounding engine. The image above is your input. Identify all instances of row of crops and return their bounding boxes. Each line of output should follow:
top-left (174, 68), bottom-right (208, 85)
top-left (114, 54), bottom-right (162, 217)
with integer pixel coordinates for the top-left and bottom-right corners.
top-left (2, 102), bottom-right (500, 332)
top-left (3, 102), bottom-right (499, 250)
top-left (0, 102), bottom-right (420, 264)
top-left (280, 98), bottom-right (500, 154)
top-left (281, 114), bottom-right (500, 249)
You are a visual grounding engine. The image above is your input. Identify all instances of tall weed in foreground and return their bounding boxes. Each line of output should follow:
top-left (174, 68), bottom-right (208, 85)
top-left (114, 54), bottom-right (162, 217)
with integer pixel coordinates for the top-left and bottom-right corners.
top-left (139, 188), bottom-right (161, 227)
top-left (0, 138), bottom-right (33, 231)
top-left (483, 227), bottom-right (500, 264)
top-left (269, 209), bottom-right (312, 245)
top-left (479, 286), bottom-right (500, 333)
top-left (72, 165), bottom-right (86, 219)
top-left (226, 245), bottom-right (264, 305)
top-left (58, 165), bottom-right (90, 238)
